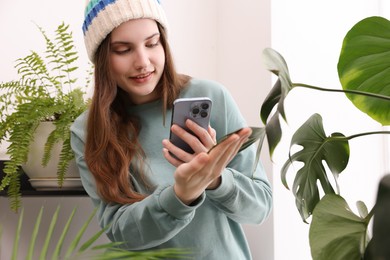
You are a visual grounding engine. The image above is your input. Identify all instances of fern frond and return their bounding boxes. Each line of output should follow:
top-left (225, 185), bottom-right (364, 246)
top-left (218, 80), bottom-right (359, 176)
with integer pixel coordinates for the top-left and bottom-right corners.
top-left (57, 140), bottom-right (75, 185)
top-left (51, 22), bottom-right (79, 93)
top-left (0, 174), bottom-right (11, 191)
top-left (5, 165), bottom-right (23, 212)
top-left (15, 52), bottom-right (57, 97)
top-left (42, 116), bottom-right (70, 167)
top-left (0, 81), bottom-right (27, 114)
top-left (0, 110), bottom-right (14, 142)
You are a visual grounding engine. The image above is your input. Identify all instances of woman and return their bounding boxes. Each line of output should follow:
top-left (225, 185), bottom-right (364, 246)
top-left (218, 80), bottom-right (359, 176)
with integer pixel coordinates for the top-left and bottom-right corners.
top-left (71, 0), bottom-right (272, 259)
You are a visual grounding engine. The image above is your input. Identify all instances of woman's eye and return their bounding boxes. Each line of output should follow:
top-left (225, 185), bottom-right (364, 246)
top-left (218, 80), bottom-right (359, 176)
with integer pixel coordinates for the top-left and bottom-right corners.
top-left (146, 42), bottom-right (159, 48)
top-left (113, 48), bottom-right (131, 54)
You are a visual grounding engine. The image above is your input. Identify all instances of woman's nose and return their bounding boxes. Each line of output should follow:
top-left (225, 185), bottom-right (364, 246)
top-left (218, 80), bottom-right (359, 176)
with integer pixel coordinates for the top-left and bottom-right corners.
top-left (134, 48), bottom-right (150, 69)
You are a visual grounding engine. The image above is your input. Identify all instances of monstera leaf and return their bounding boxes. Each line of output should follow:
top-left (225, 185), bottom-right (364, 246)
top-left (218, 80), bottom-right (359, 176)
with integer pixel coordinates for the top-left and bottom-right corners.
top-left (338, 16), bottom-right (390, 125)
top-left (309, 194), bottom-right (371, 260)
top-left (261, 48), bottom-right (294, 156)
top-left (281, 114), bottom-right (350, 222)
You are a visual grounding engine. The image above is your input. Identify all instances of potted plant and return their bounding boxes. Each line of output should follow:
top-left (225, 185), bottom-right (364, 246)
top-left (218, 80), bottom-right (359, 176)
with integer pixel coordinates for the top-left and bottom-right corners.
top-left (242, 16), bottom-right (390, 259)
top-left (0, 22), bottom-right (90, 211)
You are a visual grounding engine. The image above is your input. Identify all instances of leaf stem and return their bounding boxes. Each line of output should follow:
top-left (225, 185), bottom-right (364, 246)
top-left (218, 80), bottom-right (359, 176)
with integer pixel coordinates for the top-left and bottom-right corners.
top-left (346, 131), bottom-right (390, 140)
top-left (326, 131), bottom-right (390, 142)
top-left (293, 83), bottom-right (390, 101)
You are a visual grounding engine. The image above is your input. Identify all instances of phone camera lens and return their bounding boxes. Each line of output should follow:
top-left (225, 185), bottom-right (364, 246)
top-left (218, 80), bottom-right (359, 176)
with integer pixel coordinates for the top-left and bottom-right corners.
top-left (200, 111), bottom-right (208, 118)
top-left (201, 103), bottom-right (209, 109)
top-left (192, 107), bottom-right (200, 114)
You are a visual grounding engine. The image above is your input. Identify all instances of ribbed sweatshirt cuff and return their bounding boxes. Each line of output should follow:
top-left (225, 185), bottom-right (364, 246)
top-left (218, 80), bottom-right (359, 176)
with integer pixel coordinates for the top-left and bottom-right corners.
top-left (206, 169), bottom-right (235, 201)
top-left (158, 185), bottom-right (205, 220)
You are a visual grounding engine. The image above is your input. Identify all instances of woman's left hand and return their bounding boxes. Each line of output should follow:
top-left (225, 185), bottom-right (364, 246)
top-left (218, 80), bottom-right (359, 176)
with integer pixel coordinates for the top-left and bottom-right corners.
top-left (172, 127), bottom-right (252, 204)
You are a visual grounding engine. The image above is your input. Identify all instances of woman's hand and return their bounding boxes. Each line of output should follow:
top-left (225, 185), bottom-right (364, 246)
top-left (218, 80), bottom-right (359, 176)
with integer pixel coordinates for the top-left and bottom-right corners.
top-left (171, 127), bottom-right (252, 205)
top-left (162, 119), bottom-right (217, 166)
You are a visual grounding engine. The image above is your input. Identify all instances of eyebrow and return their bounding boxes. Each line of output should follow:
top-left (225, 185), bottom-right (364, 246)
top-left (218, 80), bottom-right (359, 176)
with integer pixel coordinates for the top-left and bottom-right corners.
top-left (111, 32), bottom-right (160, 45)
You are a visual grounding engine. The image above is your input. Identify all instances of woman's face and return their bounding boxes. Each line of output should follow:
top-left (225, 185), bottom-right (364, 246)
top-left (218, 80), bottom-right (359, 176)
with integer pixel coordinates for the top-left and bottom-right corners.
top-left (109, 19), bottom-right (165, 105)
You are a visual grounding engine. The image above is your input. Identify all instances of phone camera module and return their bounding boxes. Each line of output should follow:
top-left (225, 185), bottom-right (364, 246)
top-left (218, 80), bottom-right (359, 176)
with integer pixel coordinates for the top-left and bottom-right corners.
top-left (190, 101), bottom-right (209, 118)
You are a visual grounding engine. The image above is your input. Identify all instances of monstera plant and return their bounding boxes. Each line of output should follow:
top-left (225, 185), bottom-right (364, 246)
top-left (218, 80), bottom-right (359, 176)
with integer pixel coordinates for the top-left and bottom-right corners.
top-left (233, 16), bottom-right (390, 259)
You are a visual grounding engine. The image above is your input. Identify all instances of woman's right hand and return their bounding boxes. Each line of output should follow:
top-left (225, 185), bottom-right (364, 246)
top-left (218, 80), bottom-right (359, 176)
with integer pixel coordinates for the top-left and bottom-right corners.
top-left (172, 127), bottom-right (251, 205)
top-left (162, 119), bottom-right (217, 167)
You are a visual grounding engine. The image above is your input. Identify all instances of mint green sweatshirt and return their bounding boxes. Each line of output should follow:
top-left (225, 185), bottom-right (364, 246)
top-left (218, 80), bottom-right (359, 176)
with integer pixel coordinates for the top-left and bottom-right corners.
top-left (70, 78), bottom-right (272, 260)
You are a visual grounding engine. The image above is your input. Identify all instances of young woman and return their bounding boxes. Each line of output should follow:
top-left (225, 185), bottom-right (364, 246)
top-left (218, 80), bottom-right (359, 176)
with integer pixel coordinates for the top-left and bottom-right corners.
top-left (71, 0), bottom-right (272, 259)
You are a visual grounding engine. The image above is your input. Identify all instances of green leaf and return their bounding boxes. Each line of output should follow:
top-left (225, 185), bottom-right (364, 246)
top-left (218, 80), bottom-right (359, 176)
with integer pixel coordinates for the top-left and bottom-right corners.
top-left (265, 112), bottom-right (282, 158)
top-left (5, 206), bottom-right (189, 259)
top-left (309, 194), bottom-right (370, 260)
top-left (51, 207), bottom-right (77, 259)
top-left (78, 228), bottom-right (110, 253)
top-left (11, 208), bottom-right (24, 260)
top-left (281, 114), bottom-right (350, 221)
top-left (239, 126), bottom-right (265, 153)
top-left (64, 207), bottom-right (97, 259)
top-left (208, 127), bottom-right (265, 174)
top-left (26, 207), bottom-right (44, 260)
top-left (338, 16), bottom-right (390, 125)
top-left (210, 127), bottom-right (263, 153)
top-left (261, 47), bottom-right (294, 122)
top-left (356, 200), bottom-right (369, 219)
top-left (260, 78), bottom-right (283, 124)
top-left (40, 206), bottom-right (61, 260)
top-left (261, 48), bottom-right (295, 157)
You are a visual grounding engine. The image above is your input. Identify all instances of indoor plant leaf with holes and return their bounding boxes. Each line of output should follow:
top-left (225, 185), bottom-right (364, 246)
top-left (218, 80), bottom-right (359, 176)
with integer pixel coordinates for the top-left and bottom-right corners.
top-left (258, 16), bottom-right (390, 259)
top-left (0, 22), bottom-right (91, 211)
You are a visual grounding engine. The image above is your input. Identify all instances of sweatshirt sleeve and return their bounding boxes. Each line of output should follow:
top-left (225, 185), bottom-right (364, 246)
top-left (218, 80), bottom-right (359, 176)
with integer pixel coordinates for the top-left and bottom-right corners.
top-left (70, 113), bottom-right (205, 250)
top-left (199, 80), bottom-right (273, 224)
top-left (206, 144), bottom-right (272, 224)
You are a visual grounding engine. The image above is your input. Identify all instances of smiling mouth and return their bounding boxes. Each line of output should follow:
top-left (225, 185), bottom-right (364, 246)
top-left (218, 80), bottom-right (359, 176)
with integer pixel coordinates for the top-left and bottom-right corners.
top-left (132, 72), bottom-right (153, 79)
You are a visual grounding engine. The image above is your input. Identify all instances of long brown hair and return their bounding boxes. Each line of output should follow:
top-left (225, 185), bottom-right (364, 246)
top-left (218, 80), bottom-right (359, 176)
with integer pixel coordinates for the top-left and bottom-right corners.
top-left (85, 23), bottom-right (190, 204)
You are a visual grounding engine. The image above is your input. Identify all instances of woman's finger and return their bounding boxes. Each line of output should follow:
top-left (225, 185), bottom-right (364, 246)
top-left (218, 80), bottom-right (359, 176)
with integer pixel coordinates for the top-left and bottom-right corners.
top-left (162, 147), bottom-right (184, 167)
top-left (162, 139), bottom-right (194, 163)
top-left (208, 126), bottom-right (217, 144)
top-left (185, 120), bottom-right (216, 151)
top-left (170, 124), bottom-right (206, 153)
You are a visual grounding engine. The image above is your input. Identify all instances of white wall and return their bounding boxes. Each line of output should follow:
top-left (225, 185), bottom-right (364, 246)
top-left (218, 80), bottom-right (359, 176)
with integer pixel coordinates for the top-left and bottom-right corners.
top-left (271, 1), bottom-right (390, 259)
top-left (0, 0), bottom-right (273, 259)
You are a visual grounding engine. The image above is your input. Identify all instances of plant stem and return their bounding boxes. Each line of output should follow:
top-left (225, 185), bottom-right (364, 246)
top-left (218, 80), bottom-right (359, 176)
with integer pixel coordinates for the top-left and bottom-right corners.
top-left (293, 83), bottom-right (390, 101)
top-left (346, 131), bottom-right (390, 140)
top-left (326, 131), bottom-right (390, 142)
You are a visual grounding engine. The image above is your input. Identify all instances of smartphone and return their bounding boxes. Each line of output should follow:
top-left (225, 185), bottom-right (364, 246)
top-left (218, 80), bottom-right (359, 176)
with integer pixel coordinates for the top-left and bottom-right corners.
top-left (169, 97), bottom-right (212, 154)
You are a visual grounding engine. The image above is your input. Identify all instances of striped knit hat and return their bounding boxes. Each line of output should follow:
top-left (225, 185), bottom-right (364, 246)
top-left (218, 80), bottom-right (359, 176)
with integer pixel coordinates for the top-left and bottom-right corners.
top-left (82, 0), bottom-right (168, 62)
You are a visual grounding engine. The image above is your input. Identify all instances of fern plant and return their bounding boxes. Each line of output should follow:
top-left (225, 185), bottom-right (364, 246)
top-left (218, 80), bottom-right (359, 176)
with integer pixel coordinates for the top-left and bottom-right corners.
top-left (0, 22), bottom-right (90, 211)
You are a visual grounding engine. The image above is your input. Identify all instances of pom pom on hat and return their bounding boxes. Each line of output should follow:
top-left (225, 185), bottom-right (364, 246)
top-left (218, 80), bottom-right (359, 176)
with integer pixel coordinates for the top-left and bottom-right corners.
top-left (82, 0), bottom-right (168, 62)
